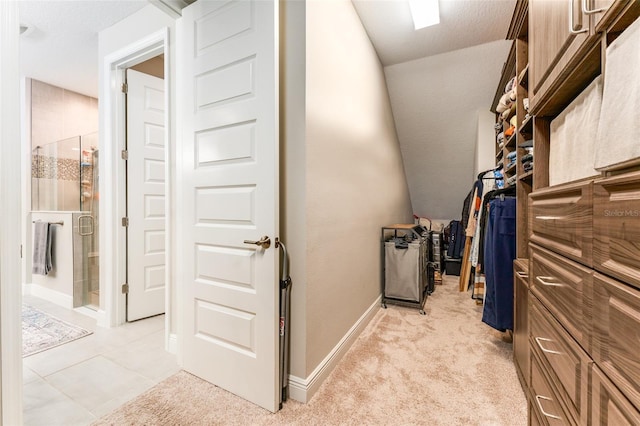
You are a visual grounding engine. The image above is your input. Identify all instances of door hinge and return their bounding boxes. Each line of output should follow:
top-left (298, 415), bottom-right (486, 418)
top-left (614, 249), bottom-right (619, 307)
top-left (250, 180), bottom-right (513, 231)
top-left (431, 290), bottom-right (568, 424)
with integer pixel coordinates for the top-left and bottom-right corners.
top-left (121, 150), bottom-right (128, 160)
top-left (122, 217), bottom-right (129, 227)
top-left (121, 82), bottom-right (128, 94)
top-left (122, 283), bottom-right (129, 294)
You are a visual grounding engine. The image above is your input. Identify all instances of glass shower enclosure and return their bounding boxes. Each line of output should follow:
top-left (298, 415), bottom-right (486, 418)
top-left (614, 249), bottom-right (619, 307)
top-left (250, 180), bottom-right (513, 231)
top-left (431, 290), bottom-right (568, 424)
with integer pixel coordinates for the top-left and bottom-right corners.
top-left (31, 132), bottom-right (100, 309)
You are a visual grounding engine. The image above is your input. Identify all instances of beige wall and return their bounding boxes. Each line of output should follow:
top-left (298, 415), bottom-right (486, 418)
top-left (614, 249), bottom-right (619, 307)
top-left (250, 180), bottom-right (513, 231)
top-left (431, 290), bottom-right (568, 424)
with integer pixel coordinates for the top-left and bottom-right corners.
top-left (284, 0), bottom-right (413, 381)
top-left (280, 0), bottom-right (308, 380)
top-left (474, 109), bottom-right (497, 177)
top-left (30, 80), bottom-right (98, 211)
top-left (31, 79), bottom-right (98, 151)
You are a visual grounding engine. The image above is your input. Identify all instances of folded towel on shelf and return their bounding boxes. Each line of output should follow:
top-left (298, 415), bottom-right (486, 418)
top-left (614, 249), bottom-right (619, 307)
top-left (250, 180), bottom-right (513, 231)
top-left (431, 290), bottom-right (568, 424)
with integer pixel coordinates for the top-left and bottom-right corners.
top-left (504, 125), bottom-right (516, 137)
top-left (496, 93), bottom-right (513, 113)
top-left (497, 132), bottom-right (505, 144)
top-left (519, 139), bottom-right (533, 148)
top-left (523, 161), bottom-right (534, 172)
top-left (506, 175), bottom-right (517, 186)
top-left (32, 222), bottom-right (53, 276)
top-left (506, 151), bottom-right (517, 160)
top-left (521, 153), bottom-right (533, 163)
top-left (505, 76), bottom-right (516, 94)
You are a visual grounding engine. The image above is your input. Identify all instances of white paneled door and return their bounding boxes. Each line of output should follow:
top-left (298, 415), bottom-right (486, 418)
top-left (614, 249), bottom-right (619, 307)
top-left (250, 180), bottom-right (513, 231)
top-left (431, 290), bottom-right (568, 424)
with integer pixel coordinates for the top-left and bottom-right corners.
top-left (178, 0), bottom-right (280, 412)
top-left (126, 69), bottom-right (166, 321)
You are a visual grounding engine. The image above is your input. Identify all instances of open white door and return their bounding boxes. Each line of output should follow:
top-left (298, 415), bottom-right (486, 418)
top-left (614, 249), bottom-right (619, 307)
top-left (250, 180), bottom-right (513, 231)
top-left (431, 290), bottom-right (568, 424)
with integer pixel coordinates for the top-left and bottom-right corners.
top-left (126, 69), bottom-right (166, 321)
top-left (179, 0), bottom-right (279, 412)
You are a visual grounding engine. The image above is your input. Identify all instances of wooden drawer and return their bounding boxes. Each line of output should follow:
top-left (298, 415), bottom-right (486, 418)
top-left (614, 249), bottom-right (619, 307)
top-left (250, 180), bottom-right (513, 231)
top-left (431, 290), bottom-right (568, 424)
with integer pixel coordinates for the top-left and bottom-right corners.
top-left (529, 180), bottom-right (593, 267)
top-left (592, 272), bottom-right (640, 411)
top-left (594, 171), bottom-right (640, 290)
top-left (514, 262), bottom-right (530, 389)
top-left (530, 401), bottom-right (545, 426)
top-left (530, 349), bottom-right (571, 425)
top-left (530, 296), bottom-right (590, 425)
top-left (591, 364), bottom-right (640, 425)
top-left (530, 244), bottom-right (593, 350)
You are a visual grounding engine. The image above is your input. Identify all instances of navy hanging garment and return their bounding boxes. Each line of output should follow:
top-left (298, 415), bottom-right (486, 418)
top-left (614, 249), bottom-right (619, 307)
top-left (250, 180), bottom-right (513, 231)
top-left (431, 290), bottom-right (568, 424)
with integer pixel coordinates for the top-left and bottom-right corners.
top-left (482, 196), bottom-right (516, 331)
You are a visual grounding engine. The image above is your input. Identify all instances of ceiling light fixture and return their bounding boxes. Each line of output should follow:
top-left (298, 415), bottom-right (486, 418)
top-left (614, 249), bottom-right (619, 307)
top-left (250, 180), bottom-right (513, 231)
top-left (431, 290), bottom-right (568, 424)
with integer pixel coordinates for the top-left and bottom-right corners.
top-left (408, 0), bottom-right (440, 30)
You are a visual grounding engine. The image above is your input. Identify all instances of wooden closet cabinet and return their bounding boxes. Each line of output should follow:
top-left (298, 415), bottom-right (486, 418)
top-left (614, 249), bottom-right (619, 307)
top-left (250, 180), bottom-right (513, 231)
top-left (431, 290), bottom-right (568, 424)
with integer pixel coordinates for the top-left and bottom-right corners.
top-left (501, 1), bottom-right (640, 425)
top-left (591, 365), bottom-right (640, 425)
top-left (529, 0), bottom-right (591, 111)
top-left (527, 0), bottom-right (632, 115)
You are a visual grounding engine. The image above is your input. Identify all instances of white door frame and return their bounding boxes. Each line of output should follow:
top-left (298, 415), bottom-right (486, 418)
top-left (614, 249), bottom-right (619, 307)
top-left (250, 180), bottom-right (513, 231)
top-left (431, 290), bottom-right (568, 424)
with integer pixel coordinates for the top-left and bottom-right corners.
top-left (0, 2), bottom-right (24, 423)
top-left (100, 28), bottom-right (173, 335)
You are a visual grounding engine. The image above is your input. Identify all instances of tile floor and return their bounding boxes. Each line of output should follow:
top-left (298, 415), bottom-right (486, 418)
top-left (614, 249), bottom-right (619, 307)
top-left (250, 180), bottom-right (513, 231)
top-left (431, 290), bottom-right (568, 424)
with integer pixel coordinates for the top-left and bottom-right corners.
top-left (23, 295), bottom-right (180, 426)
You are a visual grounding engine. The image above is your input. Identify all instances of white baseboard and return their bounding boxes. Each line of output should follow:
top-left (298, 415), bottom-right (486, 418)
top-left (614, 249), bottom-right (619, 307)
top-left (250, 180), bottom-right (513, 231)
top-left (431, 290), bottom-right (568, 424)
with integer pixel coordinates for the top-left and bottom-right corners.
top-left (24, 283), bottom-right (73, 309)
top-left (288, 295), bottom-right (381, 403)
top-left (74, 306), bottom-right (108, 326)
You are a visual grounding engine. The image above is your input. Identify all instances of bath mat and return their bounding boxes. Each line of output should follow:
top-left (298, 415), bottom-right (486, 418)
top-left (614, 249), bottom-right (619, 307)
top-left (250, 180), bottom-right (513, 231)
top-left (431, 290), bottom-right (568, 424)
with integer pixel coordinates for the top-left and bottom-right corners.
top-left (22, 304), bottom-right (92, 357)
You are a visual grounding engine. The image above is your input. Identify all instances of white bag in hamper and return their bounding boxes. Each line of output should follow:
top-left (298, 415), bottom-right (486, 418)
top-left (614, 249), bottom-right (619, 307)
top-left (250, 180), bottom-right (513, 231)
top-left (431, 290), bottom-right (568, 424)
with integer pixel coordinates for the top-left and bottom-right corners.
top-left (595, 16), bottom-right (640, 171)
top-left (549, 76), bottom-right (602, 187)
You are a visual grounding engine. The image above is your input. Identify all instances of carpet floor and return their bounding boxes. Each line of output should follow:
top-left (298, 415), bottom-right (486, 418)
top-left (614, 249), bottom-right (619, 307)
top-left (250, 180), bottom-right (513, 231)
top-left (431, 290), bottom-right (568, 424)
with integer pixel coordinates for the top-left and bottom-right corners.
top-left (22, 304), bottom-right (92, 357)
top-left (95, 275), bottom-right (527, 425)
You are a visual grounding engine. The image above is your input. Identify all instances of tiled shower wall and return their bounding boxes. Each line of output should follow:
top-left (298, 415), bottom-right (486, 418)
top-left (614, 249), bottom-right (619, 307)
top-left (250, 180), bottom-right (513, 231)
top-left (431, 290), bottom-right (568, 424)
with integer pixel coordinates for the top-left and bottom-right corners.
top-left (30, 80), bottom-right (98, 211)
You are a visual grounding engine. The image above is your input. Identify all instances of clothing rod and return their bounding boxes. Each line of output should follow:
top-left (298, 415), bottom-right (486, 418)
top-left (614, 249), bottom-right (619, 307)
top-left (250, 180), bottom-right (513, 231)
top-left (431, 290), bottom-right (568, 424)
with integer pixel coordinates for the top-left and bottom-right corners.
top-left (32, 220), bottom-right (64, 226)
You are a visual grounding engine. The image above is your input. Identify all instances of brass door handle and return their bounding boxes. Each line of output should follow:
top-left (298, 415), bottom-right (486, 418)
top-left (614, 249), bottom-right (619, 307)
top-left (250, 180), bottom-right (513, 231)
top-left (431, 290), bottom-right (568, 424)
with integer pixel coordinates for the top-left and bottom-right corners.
top-left (244, 236), bottom-right (271, 249)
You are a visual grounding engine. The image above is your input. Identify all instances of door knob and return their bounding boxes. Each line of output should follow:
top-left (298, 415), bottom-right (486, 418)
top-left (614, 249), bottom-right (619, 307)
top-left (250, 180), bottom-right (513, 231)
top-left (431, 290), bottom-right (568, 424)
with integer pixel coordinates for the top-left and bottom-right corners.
top-left (244, 236), bottom-right (271, 249)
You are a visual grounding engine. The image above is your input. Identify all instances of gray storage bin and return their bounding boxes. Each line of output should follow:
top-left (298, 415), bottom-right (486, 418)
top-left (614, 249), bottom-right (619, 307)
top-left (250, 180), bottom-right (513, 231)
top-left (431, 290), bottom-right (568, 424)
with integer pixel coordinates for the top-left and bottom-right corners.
top-left (381, 224), bottom-right (428, 314)
top-left (384, 241), bottom-right (423, 301)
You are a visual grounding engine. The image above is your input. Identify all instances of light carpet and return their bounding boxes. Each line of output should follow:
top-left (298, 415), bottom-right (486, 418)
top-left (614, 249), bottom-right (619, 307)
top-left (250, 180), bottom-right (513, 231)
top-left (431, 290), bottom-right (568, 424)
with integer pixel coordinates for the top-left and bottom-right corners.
top-left (22, 304), bottom-right (92, 357)
top-left (95, 275), bottom-right (527, 425)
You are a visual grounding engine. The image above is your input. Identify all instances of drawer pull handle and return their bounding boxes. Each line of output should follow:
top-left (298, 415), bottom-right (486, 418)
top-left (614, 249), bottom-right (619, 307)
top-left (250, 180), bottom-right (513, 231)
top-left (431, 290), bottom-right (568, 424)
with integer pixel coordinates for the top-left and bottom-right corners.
top-left (535, 337), bottom-right (563, 356)
top-left (569, 0), bottom-right (588, 34)
top-left (582, 0), bottom-right (607, 14)
top-left (535, 395), bottom-right (562, 420)
top-left (516, 271), bottom-right (528, 278)
top-left (536, 276), bottom-right (564, 288)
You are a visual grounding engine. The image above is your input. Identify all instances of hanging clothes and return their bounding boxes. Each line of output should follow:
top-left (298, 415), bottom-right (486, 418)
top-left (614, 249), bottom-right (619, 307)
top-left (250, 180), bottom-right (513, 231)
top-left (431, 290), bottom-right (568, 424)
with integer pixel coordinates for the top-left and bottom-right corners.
top-left (470, 171), bottom-right (497, 302)
top-left (482, 194), bottom-right (516, 331)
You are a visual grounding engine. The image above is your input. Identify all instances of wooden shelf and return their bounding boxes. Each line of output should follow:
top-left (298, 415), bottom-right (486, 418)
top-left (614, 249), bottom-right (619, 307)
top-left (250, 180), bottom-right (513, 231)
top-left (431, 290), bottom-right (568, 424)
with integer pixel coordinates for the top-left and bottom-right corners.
top-left (505, 162), bottom-right (517, 176)
top-left (519, 170), bottom-right (534, 181)
top-left (506, 133), bottom-right (517, 149)
top-left (518, 64), bottom-right (529, 89)
top-left (519, 115), bottom-right (533, 135)
top-left (491, 41), bottom-right (517, 113)
top-left (496, 149), bottom-right (504, 160)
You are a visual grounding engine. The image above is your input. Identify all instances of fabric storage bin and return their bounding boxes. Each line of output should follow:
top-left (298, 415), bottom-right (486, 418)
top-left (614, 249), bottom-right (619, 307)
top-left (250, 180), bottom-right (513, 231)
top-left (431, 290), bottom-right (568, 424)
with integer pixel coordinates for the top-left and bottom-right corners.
top-left (384, 241), bottom-right (423, 301)
top-left (445, 258), bottom-right (462, 276)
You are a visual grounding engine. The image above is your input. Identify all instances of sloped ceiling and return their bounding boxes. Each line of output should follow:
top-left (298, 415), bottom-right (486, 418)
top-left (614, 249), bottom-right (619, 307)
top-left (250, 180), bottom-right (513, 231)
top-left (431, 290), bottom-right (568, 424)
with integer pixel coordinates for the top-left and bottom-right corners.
top-left (353, 0), bottom-right (516, 220)
top-left (352, 0), bottom-right (516, 66)
top-left (385, 40), bottom-right (512, 220)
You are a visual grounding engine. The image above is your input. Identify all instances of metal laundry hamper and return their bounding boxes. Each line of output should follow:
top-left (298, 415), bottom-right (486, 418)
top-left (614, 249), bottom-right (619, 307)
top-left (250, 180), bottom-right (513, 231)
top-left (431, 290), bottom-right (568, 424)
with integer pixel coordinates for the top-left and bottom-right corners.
top-left (381, 224), bottom-right (428, 315)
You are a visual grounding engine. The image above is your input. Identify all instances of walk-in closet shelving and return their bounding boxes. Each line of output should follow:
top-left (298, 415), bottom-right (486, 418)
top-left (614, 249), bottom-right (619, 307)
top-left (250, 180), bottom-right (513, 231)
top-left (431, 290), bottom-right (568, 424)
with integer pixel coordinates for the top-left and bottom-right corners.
top-left (506, 0), bottom-right (640, 423)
